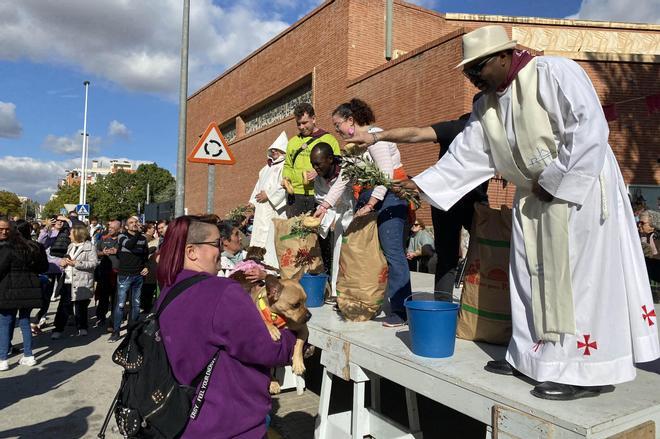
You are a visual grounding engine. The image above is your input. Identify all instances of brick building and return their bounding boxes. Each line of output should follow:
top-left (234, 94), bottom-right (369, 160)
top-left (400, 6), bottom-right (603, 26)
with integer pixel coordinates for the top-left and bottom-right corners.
top-left (185, 0), bottom-right (660, 221)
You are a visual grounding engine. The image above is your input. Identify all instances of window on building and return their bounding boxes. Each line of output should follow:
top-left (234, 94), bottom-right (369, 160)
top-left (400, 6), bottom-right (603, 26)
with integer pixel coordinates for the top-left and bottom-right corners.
top-left (243, 82), bottom-right (312, 135)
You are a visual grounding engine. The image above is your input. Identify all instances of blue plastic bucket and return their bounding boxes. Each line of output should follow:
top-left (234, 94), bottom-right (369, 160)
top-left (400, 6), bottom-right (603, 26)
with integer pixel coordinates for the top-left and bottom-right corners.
top-left (404, 294), bottom-right (459, 358)
top-left (300, 273), bottom-right (328, 308)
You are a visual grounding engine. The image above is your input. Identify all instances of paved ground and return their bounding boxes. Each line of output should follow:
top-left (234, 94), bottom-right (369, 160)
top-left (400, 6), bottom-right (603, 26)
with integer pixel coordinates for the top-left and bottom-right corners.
top-left (0, 272), bottom-right (658, 439)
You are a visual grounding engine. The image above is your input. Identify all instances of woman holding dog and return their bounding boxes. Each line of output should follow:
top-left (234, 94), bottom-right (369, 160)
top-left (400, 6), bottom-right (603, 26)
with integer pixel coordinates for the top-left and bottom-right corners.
top-left (156, 215), bottom-right (296, 438)
top-left (315, 98), bottom-right (411, 327)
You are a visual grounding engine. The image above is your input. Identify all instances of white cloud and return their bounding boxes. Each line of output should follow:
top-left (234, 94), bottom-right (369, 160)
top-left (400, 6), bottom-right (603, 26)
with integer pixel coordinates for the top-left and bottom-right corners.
top-left (0, 101), bottom-right (22, 138)
top-left (42, 132), bottom-right (101, 155)
top-left (0, 155), bottom-right (154, 202)
top-left (568, 0), bottom-right (660, 23)
top-left (0, 156), bottom-right (77, 202)
top-left (0, 0), bottom-right (289, 97)
top-left (108, 120), bottom-right (130, 139)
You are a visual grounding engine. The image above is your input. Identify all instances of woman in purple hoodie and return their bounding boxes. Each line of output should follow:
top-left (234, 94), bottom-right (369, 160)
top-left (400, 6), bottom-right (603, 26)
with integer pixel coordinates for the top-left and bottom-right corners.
top-left (156, 215), bottom-right (296, 438)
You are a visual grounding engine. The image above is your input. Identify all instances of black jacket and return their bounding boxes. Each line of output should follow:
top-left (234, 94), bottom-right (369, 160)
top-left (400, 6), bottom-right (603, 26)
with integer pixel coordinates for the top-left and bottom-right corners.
top-left (49, 226), bottom-right (71, 258)
top-left (0, 241), bottom-right (49, 310)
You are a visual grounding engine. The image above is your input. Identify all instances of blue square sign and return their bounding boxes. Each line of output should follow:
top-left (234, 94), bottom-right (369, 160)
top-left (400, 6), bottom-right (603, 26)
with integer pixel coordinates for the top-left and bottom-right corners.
top-left (75, 204), bottom-right (90, 216)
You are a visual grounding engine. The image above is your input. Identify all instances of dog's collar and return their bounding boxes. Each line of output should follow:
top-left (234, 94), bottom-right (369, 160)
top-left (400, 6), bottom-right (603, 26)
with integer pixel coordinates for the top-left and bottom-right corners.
top-left (257, 292), bottom-right (287, 329)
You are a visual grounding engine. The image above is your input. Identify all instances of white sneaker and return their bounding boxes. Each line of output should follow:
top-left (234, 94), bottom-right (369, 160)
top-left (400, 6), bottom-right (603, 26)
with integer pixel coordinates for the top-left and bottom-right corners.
top-left (38, 317), bottom-right (47, 328)
top-left (78, 329), bottom-right (88, 336)
top-left (51, 331), bottom-right (62, 340)
top-left (0, 360), bottom-right (8, 371)
top-left (19, 356), bottom-right (37, 366)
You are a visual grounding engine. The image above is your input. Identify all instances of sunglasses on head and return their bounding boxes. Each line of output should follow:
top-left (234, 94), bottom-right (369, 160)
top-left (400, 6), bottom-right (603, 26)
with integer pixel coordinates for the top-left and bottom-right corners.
top-left (463, 55), bottom-right (497, 80)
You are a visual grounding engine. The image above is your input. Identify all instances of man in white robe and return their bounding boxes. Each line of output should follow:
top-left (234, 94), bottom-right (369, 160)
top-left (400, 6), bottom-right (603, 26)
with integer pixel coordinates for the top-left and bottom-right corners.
top-left (398, 25), bottom-right (659, 400)
top-left (249, 131), bottom-right (288, 269)
top-left (310, 143), bottom-right (355, 297)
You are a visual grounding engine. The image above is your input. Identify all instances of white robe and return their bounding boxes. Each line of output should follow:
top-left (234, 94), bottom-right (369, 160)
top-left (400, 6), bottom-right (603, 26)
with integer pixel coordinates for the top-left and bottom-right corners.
top-left (315, 171), bottom-right (355, 296)
top-left (249, 159), bottom-right (287, 268)
top-left (414, 56), bottom-right (660, 386)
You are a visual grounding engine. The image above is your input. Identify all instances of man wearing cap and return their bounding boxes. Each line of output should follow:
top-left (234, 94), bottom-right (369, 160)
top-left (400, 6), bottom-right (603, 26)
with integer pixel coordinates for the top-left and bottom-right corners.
top-left (248, 131), bottom-right (289, 268)
top-left (395, 25), bottom-right (659, 400)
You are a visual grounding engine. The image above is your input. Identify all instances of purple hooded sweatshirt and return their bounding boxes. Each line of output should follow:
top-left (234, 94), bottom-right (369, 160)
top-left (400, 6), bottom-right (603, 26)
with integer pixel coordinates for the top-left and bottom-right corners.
top-left (157, 269), bottom-right (296, 438)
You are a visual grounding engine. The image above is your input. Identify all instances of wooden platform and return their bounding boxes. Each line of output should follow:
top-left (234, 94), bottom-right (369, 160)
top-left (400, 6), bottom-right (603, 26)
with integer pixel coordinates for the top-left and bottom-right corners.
top-left (307, 302), bottom-right (660, 438)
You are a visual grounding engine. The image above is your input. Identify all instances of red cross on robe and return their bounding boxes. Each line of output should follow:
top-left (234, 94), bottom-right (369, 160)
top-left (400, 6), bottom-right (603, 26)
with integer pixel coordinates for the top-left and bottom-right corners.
top-left (577, 334), bottom-right (598, 356)
top-left (642, 305), bottom-right (656, 327)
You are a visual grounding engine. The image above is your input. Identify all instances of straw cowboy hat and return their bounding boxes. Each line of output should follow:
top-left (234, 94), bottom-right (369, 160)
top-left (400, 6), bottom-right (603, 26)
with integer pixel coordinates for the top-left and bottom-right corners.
top-left (456, 25), bottom-right (517, 68)
top-left (267, 131), bottom-right (288, 153)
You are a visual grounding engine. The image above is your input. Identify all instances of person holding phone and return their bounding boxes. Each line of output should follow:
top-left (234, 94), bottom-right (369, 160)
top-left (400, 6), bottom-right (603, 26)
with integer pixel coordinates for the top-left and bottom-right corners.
top-left (51, 225), bottom-right (98, 339)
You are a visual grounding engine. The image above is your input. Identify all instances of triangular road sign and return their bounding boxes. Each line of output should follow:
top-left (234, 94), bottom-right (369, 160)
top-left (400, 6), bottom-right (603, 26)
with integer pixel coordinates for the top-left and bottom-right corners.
top-left (188, 122), bottom-right (236, 165)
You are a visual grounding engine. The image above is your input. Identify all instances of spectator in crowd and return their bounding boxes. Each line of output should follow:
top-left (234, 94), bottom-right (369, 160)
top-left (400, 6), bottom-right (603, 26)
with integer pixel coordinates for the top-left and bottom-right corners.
top-left (155, 215), bottom-right (296, 438)
top-left (218, 221), bottom-right (246, 277)
top-left (141, 222), bottom-right (160, 313)
top-left (30, 222), bottom-right (41, 240)
top-left (0, 217), bottom-right (48, 370)
top-left (36, 215), bottom-right (70, 328)
top-left (406, 219), bottom-right (435, 274)
top-left (15, 221), bottom-right (48, 336)
top-left (321, 98), bottom-right (411, 327)
top-left (249, 131), bottom-right (288, 269)
top-left (89, 216), bottom-right (103, 244)
top-left (395, 25), bottom-right (659, 399)
top-left (95, 220), bottom-right (121, 329)
top-left (52, 225), bottom-right (98, 339)
top-left (639, 210), bottom-right (659, 303)
top-left (109, 216), bottom-right (148, 342)
top-left (282, 102), bottom-right (340, 218)
top-left (310, 142), bottom-right (355, 297)
top-left (157, 220), bottom-right (169, 249)
top-left (68, 210), bottom-right (85, 227)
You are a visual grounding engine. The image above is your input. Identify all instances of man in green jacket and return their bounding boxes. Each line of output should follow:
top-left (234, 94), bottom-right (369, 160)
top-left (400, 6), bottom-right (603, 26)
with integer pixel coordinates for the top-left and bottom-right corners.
top-left (283, 103), bottom-right (340, 217)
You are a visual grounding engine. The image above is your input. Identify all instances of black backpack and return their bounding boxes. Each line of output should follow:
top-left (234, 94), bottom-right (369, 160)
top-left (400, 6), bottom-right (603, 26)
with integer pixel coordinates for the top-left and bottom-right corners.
top-left (98, 273), bottom-right (218, 439)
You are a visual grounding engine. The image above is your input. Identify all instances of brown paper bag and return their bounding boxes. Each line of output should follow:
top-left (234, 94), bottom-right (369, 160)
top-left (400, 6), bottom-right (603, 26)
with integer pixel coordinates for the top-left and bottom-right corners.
top-left (273, 217), bottom-right (324, 280)
top-left (336, 213), bottom-right (388, 322)
top-left (456, 204), bottom-right (513, 345)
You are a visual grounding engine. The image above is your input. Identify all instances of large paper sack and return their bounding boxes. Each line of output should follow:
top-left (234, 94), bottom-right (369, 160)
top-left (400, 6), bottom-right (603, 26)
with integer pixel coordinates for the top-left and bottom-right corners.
top-left (456, 204), bottom-right (512, 345)
top-left (273, 217), bottom-right (324, 280)
top-left (336, 213), bottom-right (387, 321)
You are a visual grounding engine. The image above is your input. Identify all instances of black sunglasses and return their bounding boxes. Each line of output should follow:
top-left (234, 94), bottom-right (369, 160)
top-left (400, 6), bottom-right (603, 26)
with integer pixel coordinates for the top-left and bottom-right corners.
top-left (463, 55), bottom-right (497, 80)
top-left (189, 238), bottom-right (222, 248)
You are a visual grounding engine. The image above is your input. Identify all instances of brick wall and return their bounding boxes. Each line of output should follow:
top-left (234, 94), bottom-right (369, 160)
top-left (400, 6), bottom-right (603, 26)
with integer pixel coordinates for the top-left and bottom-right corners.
top-left (185, 0), bottom-right (659, 220)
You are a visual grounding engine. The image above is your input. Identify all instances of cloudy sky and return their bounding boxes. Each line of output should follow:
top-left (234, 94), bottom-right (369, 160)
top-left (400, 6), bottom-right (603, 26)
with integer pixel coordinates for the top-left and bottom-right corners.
top-left (0, 0), bottom-right (657, 202)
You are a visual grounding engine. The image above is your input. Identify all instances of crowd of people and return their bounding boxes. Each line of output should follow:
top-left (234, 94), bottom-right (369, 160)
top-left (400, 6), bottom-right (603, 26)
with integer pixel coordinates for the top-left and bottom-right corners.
top-left (0, 23), bottom-right (659, 437)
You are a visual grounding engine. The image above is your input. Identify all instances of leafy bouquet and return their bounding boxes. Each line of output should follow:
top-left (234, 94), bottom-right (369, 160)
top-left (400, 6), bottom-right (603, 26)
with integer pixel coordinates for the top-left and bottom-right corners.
top-left (289, 215), bottom-right (321, 238)
top-left (225, 204), bottom-right (253, 222)
top-left (340, 146), bottom-right (421, 209)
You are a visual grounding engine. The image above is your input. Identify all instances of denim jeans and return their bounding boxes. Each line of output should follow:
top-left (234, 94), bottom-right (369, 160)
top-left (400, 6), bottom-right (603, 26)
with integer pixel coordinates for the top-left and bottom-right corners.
top-left (113, 274), bottom-right (143, 332)
top-left (358, 190), bottom-right (411, 317)
top-left (0, 309), bottom-right (32, 360)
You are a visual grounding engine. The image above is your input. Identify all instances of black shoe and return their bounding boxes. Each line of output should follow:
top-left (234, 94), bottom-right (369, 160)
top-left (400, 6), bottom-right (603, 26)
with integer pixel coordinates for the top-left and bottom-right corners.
top-left (484, 359), bottom-right (516, 375)
top-left (108, 332), bottom-right (121, 343)
top-left (531, 382), bottom-right (604, 401)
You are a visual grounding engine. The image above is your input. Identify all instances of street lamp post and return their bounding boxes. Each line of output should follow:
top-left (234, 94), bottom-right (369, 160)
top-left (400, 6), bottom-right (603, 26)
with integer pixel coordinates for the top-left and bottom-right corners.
top-left (175, 0), bottom-right (190, 217)
top-left (79, 80), bottom-right (91, 219)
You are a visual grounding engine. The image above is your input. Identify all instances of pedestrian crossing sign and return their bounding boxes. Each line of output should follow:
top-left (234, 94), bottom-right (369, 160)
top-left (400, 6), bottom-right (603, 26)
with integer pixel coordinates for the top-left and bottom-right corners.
top-left (76, 204), bottom-right (90, 216)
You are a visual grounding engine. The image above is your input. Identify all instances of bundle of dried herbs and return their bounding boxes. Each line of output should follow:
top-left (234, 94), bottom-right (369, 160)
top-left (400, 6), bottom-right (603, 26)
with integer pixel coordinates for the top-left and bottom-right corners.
top-left (340, 151), bottom-right (421, 209)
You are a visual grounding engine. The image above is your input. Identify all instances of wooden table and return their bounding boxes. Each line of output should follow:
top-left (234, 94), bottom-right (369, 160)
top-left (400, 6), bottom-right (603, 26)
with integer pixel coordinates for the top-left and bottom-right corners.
top-left (307, 303), bottom-right (659, 439)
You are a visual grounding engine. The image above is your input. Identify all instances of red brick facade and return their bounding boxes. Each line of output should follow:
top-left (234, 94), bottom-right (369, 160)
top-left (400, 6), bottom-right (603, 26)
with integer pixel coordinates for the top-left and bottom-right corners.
top-left (185, 0), bottom-right (659, 224)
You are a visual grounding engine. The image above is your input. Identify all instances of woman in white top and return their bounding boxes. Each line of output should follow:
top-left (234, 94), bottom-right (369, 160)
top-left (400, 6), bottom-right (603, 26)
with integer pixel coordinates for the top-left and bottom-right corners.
top-left (52, 225), bottom-right (98, 338)
top-left (316, 98), bottom-right (411, 326)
